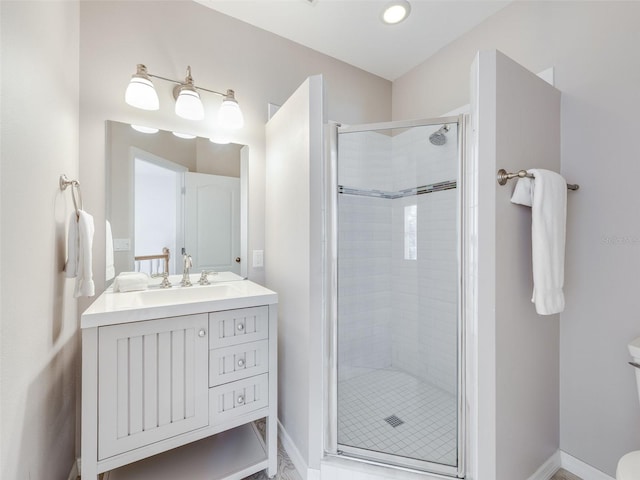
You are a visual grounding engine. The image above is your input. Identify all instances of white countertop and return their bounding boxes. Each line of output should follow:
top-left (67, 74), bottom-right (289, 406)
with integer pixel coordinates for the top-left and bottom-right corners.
top-left (81, 275), bottom-right (277, 328)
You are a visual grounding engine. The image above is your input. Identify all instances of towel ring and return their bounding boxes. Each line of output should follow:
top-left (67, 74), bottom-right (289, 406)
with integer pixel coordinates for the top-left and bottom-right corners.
top-left (59, 174), bottom-right (83, 217)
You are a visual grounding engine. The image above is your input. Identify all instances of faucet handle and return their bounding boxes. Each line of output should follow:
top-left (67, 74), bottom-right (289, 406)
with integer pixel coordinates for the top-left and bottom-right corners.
top-left (198, 271), bottom-right (210, 285)
top-left (198, 271), bottom-right (218, 285)
top-left (151, 271), bottom-right (172, 288)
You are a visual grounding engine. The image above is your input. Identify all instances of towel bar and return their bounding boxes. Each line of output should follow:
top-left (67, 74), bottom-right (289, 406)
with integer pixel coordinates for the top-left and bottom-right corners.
top-left (497, 169), bottom-right (579, 190)
top-left (60, 174), bottom-right (84, 217)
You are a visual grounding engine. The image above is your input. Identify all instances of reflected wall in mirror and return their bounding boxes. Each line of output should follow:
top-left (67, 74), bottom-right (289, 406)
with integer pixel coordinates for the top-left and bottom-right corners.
top-left (105, 120), bottom-right (248, 281)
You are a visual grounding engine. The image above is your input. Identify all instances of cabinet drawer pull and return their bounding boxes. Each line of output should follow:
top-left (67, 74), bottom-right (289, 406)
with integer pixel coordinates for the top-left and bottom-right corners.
top-left (237, 358), bottom-right (245, 368)
top-left (237, 323), bottom-right (245, 331)
top-left (198, 329), bottom-right (207, 337)
top-left (237, 395), bottom-right (245, 405)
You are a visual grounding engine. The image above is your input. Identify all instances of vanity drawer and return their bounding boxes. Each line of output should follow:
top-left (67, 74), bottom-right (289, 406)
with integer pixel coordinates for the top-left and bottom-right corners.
top-left (209, 374), bottom-right (269, 426)
top-left (209, 306), bottom-right (268, 349)
top-left (209, 339), bottom-right (269, 387)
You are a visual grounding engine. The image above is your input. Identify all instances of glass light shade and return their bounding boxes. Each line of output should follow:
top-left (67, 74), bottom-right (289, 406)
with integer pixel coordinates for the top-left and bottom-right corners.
top-left (218, 99), bottom-right (244, 129)
top-left (125, 77), bottom-right (159, 110)
top-left (172, 131), bottom-right (196, 139)
top-left (381, 1), bottom-right (411, 24)
top-left (131, 125), bottom-right (159, 134)
top-left (175, 88), bottom-right (204, 121)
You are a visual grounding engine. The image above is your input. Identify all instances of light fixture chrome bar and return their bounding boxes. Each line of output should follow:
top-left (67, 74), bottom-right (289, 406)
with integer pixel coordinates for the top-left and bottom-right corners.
top-left (146, 72), bottom-right (227, 98)
top-left (338, 179), bottom-right (457, 199)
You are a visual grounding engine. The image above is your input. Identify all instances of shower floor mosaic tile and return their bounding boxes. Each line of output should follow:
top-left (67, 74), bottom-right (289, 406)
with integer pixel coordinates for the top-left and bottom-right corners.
top-left (338, 368), bottom-right (458, 466)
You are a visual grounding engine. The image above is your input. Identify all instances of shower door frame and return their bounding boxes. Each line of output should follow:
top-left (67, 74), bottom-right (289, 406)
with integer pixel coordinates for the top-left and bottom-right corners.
top-left (324, 115), bottom-right (467, 478)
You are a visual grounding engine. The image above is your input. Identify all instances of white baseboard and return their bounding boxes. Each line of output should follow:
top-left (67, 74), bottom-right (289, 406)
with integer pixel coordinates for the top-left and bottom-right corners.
top-left (67, 458), bottom-right (79, 480)
top-left (560, 451), bottom-right (615, 480)
top-left (277, 420), bottom-right (321, 480)
top-left (528, 451), bottom-right (562, 480)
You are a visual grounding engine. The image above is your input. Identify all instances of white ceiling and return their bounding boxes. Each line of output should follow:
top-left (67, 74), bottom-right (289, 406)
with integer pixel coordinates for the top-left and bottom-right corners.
top-left (195, 0), bottom-right (511, 81)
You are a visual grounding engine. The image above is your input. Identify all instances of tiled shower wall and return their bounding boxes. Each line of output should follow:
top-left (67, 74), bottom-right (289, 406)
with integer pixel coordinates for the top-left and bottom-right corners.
top-left (390, 126), bottom-right (458, 394)
top-left (337, 125), bottom-right (458, 393)
top-left (338, 132), bottom-right (393, 380)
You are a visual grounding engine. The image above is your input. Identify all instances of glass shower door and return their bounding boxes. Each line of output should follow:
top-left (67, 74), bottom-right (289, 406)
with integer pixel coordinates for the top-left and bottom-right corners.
top-left (331, 117), bottom-right (463, 477)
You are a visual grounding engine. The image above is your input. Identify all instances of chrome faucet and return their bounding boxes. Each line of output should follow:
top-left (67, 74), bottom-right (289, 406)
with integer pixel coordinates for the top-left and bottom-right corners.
top-left (198, 270), bottom-right (219, 285)
top-left (181, 253), bottom-right (193, 287)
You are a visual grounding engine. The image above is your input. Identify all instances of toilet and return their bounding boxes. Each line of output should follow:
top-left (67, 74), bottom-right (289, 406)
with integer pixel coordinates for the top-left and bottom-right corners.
top-left (617, 337), bottom-right (640, 479)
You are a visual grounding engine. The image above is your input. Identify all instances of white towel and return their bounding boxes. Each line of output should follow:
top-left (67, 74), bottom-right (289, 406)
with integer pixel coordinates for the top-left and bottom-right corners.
top-left (510, 176), bottom-right (534, 207)
top-left (74, 210), bottom-right (95, 298)
top-left (113, 272), bottom-right (149, 293)
top-left (105, 220), bottom-right (115, 281)
top-left (511, 169), bottom-right (567, 315)
top-left (64, 212), bottom-right (78, 278)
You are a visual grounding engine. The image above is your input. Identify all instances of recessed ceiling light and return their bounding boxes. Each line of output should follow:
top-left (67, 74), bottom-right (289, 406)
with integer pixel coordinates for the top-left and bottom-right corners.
top-left (381, 0), bottom-right (411, 25)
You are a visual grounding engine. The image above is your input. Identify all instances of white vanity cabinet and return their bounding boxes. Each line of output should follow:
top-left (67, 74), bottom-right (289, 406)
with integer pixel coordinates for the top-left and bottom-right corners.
top-left (81, 280), bottom-right (278, 480)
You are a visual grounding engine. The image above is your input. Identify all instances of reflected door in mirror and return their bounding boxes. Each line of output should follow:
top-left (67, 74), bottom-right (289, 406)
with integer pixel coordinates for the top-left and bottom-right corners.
top-left (185, 172), bottom-right (241, 274)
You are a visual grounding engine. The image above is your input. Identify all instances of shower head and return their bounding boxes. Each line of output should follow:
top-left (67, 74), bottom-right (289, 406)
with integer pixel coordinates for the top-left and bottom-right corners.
top-left (429, 125), bottom-right (449, 146)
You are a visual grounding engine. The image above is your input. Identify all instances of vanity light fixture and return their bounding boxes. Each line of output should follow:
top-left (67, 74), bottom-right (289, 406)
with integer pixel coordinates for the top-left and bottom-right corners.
top-left (125, 65), bottom-right (159, 110)
top-left (131, 124), bottom-right (159, 134)
top-left (125, 64), bottom-right (244, 129)
top-left (218, 89), bottom-right (244, 129)
top-left (381, 0), bottom-right (411, 24)
top-left (173, 67), bottom-right (204, 121)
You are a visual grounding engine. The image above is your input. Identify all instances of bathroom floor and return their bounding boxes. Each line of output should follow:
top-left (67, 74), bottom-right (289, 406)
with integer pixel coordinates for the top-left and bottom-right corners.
top-left (245, 420), bottom-right (302, 480)
top-left (95, 422), bottom-right (580, 480)
top-left (338, 368), bottom-right (458, 466)
top-left (551, 469), bottom-right (582, 480)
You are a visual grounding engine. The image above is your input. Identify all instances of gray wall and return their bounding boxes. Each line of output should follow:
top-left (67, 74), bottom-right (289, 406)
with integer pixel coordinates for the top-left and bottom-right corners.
top-left (79, 0), bottom-right (391, 311)
top-left (394, 2), bottom-right (640, 476)
top-left (1, 2), bottom-right (80, 478)
top-left (492, 51), bottom-right (561, 480)
top-left (265, 76), bottom-right (325, 473)
top-left (79, 2), bottom-right (390, 473)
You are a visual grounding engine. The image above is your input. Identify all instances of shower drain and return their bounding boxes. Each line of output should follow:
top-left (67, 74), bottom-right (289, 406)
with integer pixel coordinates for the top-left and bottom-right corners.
top-left (384, 415), bottom-right (404, 428)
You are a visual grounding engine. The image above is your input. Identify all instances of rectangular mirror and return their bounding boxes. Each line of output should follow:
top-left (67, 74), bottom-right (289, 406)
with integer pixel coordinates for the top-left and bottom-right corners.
top-left (105, 120), bottom-right (248, 281)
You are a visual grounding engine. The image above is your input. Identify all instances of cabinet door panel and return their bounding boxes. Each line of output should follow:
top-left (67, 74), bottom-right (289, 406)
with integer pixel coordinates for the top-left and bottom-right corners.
top-left (98, 314), bottom-right (209, 460)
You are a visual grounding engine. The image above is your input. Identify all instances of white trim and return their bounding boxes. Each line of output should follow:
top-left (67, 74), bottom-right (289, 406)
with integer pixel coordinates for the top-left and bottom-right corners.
top-left (278, 419), bottom-right (321, 480)
top-left (308, 466), bottom-right (321, 480)
top-left (527, 451), bottom-right (561, 480)
top-left (68, 458), bottom-right (79, 480)
top-left (560, 451), bottom-right (616, 480)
